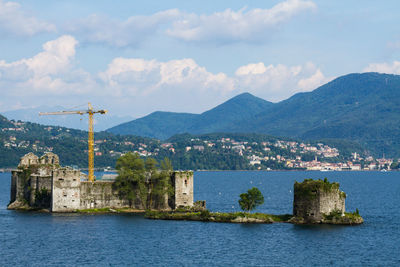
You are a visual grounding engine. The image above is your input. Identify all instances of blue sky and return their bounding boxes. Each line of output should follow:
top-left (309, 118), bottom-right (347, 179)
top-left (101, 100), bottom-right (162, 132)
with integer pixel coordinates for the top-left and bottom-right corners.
top-left (1, 0), bottom-right (400, 120)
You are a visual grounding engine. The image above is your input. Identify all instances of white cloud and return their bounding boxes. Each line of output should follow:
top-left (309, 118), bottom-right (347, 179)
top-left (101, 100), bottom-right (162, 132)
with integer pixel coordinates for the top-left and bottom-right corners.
top-left (363, 61), bottom-right (400, 74)
top-left (0, 36), bottom-right (330, 117)
top-left (24, 35), bottom-right (78, 76)
top-left (98, 57), bottom-right (235, 114)
top-left (0, 35), bottom-right (94, 95)
top-left (99, 57), bottom-right (328, 115)
top-left (167, 0), bottom-right (316, 43)
top-left (65, 9), bottom-right (180, 47)
top-left (236, 63), bottom-right (268, 75)
top-left (0, 0), bottom-right (56, 37)
top-left (100, 57), bottom-right (234, 96)
top-left (64, 1), bottom-right (316, 47)
top-left (234, 62), bottom-right (329, 101)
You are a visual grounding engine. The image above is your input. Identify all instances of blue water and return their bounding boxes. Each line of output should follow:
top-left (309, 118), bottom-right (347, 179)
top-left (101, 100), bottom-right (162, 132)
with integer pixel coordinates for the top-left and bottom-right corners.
top-left (1, 171), bottom-right (399, 266)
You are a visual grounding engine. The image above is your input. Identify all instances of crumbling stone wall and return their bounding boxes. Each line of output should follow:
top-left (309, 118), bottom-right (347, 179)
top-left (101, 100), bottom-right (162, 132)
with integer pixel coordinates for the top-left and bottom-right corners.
top-left (80, 181), bottom-right (130, 209)
top-left (18, 152), bottom-right (39, 167)
top-left (10, 152), bottom-right (60, 209)
top-left (29, 174), bottom-right (52, 206)
top-left (293, 179), bottom-right (346, 223)
top-left (10, 170), bottom-right (24, 205)
top-left (51, 169), bottom-right (81, 212)
top-left (9, 168), bottom-right (52, 208)
top-left (40, 152), bottom-right (59, 166)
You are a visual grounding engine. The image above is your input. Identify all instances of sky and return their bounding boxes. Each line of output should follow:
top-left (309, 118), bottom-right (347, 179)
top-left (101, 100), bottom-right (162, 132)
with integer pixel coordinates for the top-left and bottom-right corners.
top-left (1, 0), bottom-right (400, 120)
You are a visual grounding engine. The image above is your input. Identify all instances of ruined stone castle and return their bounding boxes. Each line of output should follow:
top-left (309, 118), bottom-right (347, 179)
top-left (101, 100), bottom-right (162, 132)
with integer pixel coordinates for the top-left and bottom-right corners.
top-left (8, 152), bottom-right (194, 212)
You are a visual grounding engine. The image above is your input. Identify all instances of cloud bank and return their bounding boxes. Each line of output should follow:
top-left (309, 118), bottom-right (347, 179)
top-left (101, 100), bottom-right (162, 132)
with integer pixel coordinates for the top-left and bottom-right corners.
top-left (0, 35), bottom-right (94, 97)
top-left (63, 0), bottom-right (316, 47)
top-left (64, 9), bottom-right (180, 47)
top-left (0, 35), bottom-right (330, 116)
top-left (0, 0), bottom-right (316, 47)
top-left (363, 61), bottom-right (400, 75)
top-left (167, 0), bottom-right (316, 43)
top-left (0, 0), bottom-right (55, 37)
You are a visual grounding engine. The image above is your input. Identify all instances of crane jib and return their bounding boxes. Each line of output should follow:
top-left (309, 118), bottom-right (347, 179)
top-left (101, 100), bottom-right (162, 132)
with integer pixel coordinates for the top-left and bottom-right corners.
top-left (38, 103), bottom-right (107, 182)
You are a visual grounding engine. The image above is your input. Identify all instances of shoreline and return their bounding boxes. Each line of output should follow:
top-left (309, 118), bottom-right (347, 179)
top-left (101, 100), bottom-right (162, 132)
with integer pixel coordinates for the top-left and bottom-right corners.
top-left (1, 169), bottom-right (398, 175)
top-left (144, 210), bottom-right (364, 225)
top-left (7, 207), bottom-right (364, 225)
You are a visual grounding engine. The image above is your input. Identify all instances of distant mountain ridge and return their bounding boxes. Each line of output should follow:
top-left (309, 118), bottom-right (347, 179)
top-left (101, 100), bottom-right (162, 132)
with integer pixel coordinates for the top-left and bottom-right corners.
top-left (0, 114), bottom-right (13, 128)
top-left (107, 92), bottom-right (273, 139)
top-left (1, 105), bottom-right (134, 131)
top-left (235, 72), bottom-right (400, 156)
top-left (107, 72), bottom-right (400, 157)
top-left (108, 111), bottom-right (198, 140)
top-left (187, 92), bottom-right (273, 134)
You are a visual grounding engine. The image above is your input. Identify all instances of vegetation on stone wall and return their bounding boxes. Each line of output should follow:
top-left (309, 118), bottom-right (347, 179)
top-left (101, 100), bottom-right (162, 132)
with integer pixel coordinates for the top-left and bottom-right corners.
top-left (34, 188), bottom-right (51, 208)
top-left (294, 178), bottom-right (341, 200)
top-left (322, 209), bottom-right (363, 224)
top-left (113, 152), bottom-right (173, 209)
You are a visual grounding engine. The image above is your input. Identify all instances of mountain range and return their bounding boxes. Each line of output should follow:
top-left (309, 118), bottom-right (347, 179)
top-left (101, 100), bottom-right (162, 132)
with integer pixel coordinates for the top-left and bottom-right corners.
top-left (107, 72), bottom-right (400, 157)
top-left (107, 92), bottom-right (273, 140)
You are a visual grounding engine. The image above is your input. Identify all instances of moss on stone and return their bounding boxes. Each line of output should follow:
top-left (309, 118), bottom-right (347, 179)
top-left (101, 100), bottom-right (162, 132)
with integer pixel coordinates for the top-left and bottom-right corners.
top-left (144, 210), bottom-right (293, 224)
top-left (321, 209), bottom-right (363, 225)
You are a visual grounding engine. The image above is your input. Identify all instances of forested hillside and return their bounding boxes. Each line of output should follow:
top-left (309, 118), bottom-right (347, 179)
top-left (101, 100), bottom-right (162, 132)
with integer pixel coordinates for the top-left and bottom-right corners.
top-left (107, 93), bottom-right (273, 139)
top-left (0, 115), bottom-right (370, 170)
top-left (106, 73), bottom-right (400, 157)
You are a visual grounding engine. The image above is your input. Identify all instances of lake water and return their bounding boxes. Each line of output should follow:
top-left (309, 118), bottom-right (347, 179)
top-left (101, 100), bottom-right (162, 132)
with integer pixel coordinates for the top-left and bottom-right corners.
top-left (1, 171), bottom-right (399, 266)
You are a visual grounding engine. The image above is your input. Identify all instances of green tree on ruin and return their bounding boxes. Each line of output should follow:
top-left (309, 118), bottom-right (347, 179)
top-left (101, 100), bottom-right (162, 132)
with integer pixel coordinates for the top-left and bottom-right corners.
top-left (149, 157), bottom-right (174, 209)
top-left (114, 153), bottom-right (173, 209)
top-left (114, 152), bottom-right (147, 208)
top-left (238, 187), bottom-right (264, 212)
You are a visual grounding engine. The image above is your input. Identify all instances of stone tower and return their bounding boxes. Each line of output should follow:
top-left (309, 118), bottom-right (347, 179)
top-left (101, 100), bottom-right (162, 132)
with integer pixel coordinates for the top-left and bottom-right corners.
top-left (171, 171), bottom-right (194, 208)
top-left (293, 178), bottom-right (346, 223)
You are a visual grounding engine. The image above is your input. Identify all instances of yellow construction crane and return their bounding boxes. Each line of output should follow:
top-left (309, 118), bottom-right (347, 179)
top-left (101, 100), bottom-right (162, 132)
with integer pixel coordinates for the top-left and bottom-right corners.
top-left (39, 103), bottom-right (107, 182)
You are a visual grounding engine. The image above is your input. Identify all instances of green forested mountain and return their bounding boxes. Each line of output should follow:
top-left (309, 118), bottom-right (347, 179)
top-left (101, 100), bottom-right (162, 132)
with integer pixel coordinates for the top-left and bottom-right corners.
top-left (236, 72), bottom-right (400, 157)
top-left (107, 111), bottom-right (198, 140)
top-left (107, 92), bottom-right (273, 139)
top-left (187, 92), bottom-right (273, 134)
top-left (2, 72), bottom-right (399, 169)
top-left (106, 72), bottom-right (400, 157)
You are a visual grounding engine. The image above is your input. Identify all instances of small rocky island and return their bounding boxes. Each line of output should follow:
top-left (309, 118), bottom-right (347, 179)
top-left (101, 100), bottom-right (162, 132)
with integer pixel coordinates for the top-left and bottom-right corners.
top-left (8, 152), bottom-right (362, 225)
top-left (291, 178), bottom-right (363, 224)
top-left (146, 178), bottom-right (363, 225)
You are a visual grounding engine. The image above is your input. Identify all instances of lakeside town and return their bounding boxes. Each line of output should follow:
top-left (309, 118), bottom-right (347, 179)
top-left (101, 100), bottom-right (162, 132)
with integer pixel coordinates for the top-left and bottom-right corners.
top-left (0, 120), bottom-right (396, 171)
top-left (155, 137), bottom-right (396, 171)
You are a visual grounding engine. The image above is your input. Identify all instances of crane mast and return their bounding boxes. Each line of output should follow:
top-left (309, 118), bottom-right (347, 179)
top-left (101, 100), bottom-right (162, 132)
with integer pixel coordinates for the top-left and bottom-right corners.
top-left (39, 103), bottom-right (107, 182)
